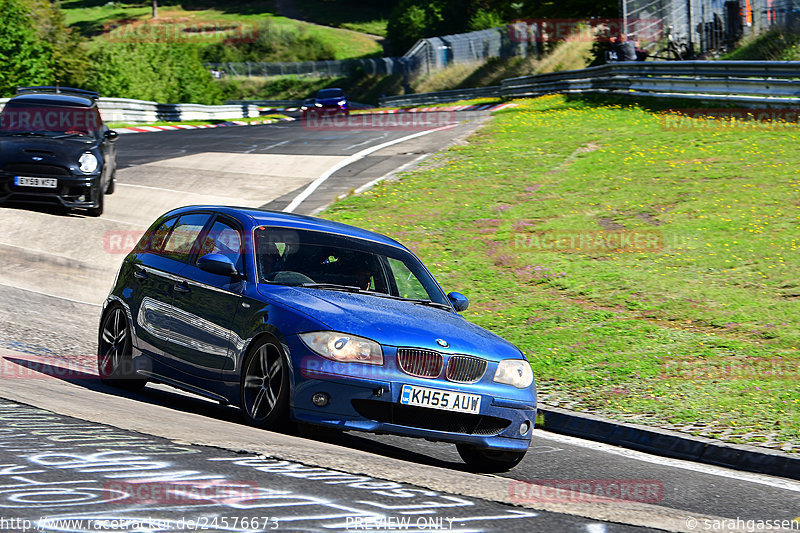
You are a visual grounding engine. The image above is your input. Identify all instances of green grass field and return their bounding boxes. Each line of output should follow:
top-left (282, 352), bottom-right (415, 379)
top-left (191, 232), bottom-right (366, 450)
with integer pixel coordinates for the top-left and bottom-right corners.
top-left (323, 95), bottom-right (800, 451)
top-left (61, 0), bottom-right (382, 59)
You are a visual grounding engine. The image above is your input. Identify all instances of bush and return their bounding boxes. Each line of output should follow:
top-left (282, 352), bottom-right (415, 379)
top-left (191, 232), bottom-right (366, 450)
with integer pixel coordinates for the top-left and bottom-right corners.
top-left (201, 19), bottom-right (336, 63)
top-left (0, 0), bottom-right (52, 96)
top-left (86, 43), bottom-right (221, 104)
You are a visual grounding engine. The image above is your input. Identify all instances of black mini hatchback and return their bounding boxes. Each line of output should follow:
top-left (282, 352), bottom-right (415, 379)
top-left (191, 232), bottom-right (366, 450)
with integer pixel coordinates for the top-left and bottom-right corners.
top-left (0, 86), bottom-right (119, 216)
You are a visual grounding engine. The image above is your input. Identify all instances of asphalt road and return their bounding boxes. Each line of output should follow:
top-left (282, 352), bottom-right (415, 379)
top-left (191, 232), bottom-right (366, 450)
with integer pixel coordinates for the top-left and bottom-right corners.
top-left (0, 113), bottom-right (797, 532)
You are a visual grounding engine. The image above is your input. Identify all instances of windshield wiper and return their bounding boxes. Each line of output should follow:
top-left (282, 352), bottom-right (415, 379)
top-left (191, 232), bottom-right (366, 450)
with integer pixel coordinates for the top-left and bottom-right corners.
top-left (299, 283), bottom-right (453, 310)
top-left (52, 133), bottom-right (90, 139)
top-left (300, 282), bottom-right (365, 292)
top-left (403, 299), bottom-right (453, 310)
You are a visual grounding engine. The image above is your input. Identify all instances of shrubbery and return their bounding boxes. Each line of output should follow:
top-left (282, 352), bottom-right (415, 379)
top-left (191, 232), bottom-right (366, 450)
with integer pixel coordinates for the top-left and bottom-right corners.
top-left (86, 43), bottom-right (221, 104)
top-left (201, 20), bottom-right (336, 63)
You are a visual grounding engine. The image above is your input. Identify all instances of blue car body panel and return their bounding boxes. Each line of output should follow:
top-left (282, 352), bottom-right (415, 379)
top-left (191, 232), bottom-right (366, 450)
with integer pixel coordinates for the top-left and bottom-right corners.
top-left (105, 206), bottom-right (537, 453)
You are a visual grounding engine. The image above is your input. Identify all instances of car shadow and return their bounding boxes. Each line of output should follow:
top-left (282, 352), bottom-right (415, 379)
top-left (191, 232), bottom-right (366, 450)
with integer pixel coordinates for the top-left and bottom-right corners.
top-left (3, 353), bottom-right (470, 471)
top-left (0, 202), bottom-right (89, 218)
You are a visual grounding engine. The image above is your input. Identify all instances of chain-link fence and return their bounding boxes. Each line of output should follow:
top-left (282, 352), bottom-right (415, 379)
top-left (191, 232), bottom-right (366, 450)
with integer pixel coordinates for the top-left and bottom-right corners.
top-left (622, 0), bottom-right (800, 56)
top-left (208, 26), bottom-right (525, 80)
top-left (205, 57), bottom-right (410, 78)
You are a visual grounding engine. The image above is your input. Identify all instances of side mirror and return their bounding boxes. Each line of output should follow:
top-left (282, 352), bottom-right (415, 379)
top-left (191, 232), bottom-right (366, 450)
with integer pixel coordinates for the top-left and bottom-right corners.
top-left (104, 130), bottom-right (119, 142)
top-left (198, 253), bottom-right (240, 278)
top-left (447, 291), bottom-right (469, 312)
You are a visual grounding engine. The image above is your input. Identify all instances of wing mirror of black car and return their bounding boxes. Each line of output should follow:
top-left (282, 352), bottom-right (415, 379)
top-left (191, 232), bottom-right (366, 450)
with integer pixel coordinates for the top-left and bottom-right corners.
top-left (447, 291), bottom-right (469, 312)
top-left (198, 253), bottom-right (241, 278)
top-left (104, 130), bottom-right (119, 141)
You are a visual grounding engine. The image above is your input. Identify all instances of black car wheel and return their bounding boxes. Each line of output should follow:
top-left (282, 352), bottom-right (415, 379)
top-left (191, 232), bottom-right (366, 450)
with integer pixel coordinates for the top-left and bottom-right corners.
top-left (241, 337), bottom-right (290, 429)
top-left (88, 182), bottom-right (104, 217)
top-left (97, 305), bottom-right (146, 390)
top-left (106, 169), bottom-right (115, 195)
top-left (456, 444), bottom-right (526, 472)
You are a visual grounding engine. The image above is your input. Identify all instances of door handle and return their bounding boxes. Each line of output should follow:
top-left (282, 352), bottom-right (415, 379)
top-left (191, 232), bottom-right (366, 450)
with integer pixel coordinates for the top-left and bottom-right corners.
top-left (134, 270), bottom-right (148, 280)
top-left (173, 282), bottom-right (190, 294)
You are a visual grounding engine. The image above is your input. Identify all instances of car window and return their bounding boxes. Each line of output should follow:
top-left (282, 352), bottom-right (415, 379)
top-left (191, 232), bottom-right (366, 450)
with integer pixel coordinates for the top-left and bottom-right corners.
top-left (160, 213), bottom-right (211, 262)
top-left (317, 89), bottom-right (344, 99)
top-left (147, 217), bottom-right (178, 252)
top-left (254, 227), bottom-right (448, 305)
top-left (196, 219), bottom-right (243, 272)
top-left (0, 103), bottom-right (99, 138)
top-left (386, 257), bottom-right (429, 300)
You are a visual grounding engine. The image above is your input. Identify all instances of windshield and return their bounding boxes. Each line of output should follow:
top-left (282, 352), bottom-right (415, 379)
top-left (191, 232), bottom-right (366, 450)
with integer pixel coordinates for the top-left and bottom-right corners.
top-left (0, 103), bottom-right (100, 138)
top-left (316, 89), bottom-right (344, 99)
top-left (254, 227), bottom-right (449, 307)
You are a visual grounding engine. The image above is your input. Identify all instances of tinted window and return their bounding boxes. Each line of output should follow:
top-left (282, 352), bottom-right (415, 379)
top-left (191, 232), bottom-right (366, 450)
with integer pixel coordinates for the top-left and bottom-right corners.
top-left (196, 219), bottom-right (243, 272)
top-left (161, 213), bottom-right (211, 262)
top-left (317, 89), bottom-right (344, 99)
top-left (0, 103), bottom-right (100, 137)
top-left (147, 217), bottom-right (178, 252)
top-left (254, 227), bottom-right (448, 305)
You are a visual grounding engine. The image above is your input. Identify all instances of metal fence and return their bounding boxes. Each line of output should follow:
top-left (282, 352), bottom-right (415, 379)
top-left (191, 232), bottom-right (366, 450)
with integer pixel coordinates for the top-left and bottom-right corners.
top-left (381, 60), bottom-right (800, 107)
top-left (207, 25), bottom-right (526, 80)
top-left (206, 57), bottom-right (411, 79)
top-left (622, 0), bottom-right (800, 57)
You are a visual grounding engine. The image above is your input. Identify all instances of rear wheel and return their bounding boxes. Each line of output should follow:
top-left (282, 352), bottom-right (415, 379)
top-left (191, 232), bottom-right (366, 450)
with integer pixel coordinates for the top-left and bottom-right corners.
top-left (240, 337), bottom-right (290, 429)
top-left (456, 444), bottom-right (526, 473)
top-left (97, 305), bottom-right (146, 390)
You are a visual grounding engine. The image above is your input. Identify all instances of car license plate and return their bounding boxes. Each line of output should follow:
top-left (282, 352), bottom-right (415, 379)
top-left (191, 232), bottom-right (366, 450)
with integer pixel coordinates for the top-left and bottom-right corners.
top-left (400, 384), bottom-right (481, 414)
top-left (15, 176), bottom-right (57, 188)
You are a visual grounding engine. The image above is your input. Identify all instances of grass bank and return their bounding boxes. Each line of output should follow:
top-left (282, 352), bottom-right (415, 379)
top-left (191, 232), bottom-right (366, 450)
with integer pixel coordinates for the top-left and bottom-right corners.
top-left (323, 95), bottom-right (800, 451)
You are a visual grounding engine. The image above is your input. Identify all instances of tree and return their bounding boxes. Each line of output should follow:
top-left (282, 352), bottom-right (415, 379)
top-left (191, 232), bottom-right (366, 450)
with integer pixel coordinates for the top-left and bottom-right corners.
top-left (0, 0), bottom-right (52, 96)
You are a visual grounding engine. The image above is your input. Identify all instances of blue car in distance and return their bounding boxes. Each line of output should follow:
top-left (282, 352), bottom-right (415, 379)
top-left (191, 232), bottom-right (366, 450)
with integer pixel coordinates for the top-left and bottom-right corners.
top-left (99, 206), bottom-right (536, 471)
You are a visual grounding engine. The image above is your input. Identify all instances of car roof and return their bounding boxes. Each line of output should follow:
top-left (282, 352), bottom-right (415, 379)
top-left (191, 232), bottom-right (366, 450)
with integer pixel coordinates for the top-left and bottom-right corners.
top-left (166, 206), bottom-right (407, 249)
top-left (7, 93), bottom-right (96, 108)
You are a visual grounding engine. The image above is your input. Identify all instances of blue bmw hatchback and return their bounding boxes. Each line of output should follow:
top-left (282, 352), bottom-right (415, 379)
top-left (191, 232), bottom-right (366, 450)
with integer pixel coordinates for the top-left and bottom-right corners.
top-left (99, 206), bottom-right (537, 471)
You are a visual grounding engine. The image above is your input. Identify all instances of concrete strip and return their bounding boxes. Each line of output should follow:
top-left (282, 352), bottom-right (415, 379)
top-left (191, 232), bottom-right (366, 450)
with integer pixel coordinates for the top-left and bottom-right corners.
top-left (0, 347), bottom-right (751, 533)
top-left (539, 406), bottom-right (800, 481)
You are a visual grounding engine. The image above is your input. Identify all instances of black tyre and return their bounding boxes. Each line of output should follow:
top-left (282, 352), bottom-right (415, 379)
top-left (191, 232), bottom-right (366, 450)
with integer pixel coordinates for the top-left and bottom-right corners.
top-left (97, 305), bottom-right (146, 390)
top-left (456, 444), bottom-right (526, 473)
top-left (240, 337), bottom-right (290, 429)
top-left (88, 183), bottom-right (104, 217)
top-left (106, 170), bottom-right (116, 195)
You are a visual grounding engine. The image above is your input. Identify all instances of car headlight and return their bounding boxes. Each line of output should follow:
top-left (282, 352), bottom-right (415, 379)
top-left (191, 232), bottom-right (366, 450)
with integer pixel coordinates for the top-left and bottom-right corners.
top-left (314, 103), bottom-right (322, 107)
top-left (337, 100), bottom-right (346, 106)
top-left (493, 359), bottom-right (534, 388)
top-left (78, 153), bottom-right (98, 174)
top-left (299, 331), bottom-right (383, 365)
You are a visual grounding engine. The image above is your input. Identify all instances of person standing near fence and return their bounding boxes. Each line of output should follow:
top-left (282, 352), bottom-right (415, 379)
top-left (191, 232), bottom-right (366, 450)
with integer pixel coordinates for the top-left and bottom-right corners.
top-left (613, 33), bottom-right (638, 61)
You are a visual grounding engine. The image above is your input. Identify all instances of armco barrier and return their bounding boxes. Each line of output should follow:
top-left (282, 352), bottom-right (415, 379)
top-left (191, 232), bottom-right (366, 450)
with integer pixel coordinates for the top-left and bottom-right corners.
top-left (0, 97), bottom-right (260, 124)
top-left (380, 61), bottom-right (800, 108)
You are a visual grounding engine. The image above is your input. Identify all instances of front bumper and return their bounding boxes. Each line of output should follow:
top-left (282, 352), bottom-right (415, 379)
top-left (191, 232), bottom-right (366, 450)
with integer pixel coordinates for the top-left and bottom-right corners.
top-left (0, 173), bottom-right (102, 208)
top-left (289, 338), bottom-right (537, 453)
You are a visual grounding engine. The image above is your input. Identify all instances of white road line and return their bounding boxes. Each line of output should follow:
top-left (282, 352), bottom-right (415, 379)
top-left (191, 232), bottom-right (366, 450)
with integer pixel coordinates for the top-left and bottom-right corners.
top-left (283, 124), bottom-right (457, 213)
top-left (0, 282), bottom-right (101, 307)
top-left (537, 430), bottom-right (800, 493)
top-left (245, 139), bottom-right (290, 154)
top-left (346, 133), bottom-right (388, 151)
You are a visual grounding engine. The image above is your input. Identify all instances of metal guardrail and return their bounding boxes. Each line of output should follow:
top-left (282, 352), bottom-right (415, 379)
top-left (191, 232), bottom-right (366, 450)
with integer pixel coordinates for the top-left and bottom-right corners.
top-left (380, 86), bottom-right (502, 107)
top-left (380, 61), bottom-right (800, 108)
top-left (0, 97), bottom-right (261, 124)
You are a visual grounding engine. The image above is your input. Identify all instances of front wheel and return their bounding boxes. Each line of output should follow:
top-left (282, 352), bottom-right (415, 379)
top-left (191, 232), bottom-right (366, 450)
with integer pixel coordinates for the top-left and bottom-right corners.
top-left (87, 183), bottom-right (104, 217)
top-left (240, 337), bottom-right (290, 429)
top-left (456, 444), bottom-right (526, 472)
top-left (97, 306), bottom-right (146, 390)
